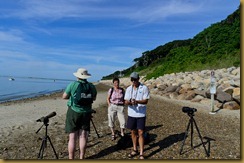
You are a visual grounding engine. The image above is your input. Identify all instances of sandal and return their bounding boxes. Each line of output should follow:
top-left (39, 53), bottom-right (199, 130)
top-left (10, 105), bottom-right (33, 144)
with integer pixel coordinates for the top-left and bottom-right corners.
top-left (111, 135), bottom-right (115, 141)
top-left (139, 155), bottom-right (145, 159)
top-left (128, 149), bottom-right (138, 158)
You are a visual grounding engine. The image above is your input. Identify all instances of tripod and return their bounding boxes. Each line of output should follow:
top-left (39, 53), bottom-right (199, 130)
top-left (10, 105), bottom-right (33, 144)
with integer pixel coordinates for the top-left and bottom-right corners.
top-left (179, 112), bottom-right (209, 157)
top-left (91, 115), bottom-right (100, 138)
top-left (36, 118), bottom-right (58, 159)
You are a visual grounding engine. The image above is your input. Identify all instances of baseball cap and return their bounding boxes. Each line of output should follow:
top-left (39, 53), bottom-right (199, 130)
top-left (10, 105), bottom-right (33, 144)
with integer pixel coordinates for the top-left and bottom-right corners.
top-left (130, 72), bottom-right (139, 79)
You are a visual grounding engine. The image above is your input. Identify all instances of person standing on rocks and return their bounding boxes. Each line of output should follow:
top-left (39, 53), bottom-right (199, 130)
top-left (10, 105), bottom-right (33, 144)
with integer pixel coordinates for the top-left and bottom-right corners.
top-left (124, 72), bottom-right (150, 159)
top-left (62, 68), bottom-right (97, 159)
top-left (106, 77), bottom-right (126, 140)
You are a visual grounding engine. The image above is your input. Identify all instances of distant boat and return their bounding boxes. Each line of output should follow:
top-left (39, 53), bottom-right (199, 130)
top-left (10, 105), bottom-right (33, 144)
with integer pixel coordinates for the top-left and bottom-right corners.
top-left (9, 78), bottom-right (15, 81)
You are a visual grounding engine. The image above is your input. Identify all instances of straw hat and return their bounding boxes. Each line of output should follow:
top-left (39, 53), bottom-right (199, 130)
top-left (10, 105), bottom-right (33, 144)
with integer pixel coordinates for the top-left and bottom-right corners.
top-left (73, 68), bottom-right (91, 79)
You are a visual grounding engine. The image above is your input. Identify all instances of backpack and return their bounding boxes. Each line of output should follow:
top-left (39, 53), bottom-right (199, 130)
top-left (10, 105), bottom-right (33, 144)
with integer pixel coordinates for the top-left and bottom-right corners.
top-left (72, 81), bottom-right (93, 106)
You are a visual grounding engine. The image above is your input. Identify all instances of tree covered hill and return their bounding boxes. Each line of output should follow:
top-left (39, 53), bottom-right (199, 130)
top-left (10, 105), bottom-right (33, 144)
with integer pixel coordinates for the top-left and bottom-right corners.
top-left (102, 6), bottom-right (240, 80)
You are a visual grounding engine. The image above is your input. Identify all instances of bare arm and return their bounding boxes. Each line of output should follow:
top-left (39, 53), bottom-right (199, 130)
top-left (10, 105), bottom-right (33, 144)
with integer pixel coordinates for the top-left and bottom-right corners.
top-left (125, 99), bottom-right (148, 105)
top-left (135, 99), bottom-right (148, 105)
top-left (62, 92), bottom-right (70, 99)
top-left (124, 99), bottom-right (132, 105)
top-left (107, 94), bottom-right (111, 105)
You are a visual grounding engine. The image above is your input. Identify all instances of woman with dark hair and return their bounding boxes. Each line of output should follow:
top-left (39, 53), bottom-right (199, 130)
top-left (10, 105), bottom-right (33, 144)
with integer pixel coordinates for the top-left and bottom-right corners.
top-left (107, 77), bottom-right (126, 140)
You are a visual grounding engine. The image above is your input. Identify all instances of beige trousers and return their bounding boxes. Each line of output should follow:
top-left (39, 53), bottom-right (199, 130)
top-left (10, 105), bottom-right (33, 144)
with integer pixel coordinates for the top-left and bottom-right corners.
top-left (108, 104), bottom-right (126, 129)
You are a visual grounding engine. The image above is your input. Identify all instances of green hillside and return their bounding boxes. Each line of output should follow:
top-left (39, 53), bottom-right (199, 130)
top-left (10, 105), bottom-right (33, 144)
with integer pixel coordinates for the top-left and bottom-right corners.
top-left (102, 6), bottom-right (240, 80)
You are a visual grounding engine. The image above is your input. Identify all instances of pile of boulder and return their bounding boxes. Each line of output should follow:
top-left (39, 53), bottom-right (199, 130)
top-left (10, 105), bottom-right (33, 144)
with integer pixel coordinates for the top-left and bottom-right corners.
top-left (100, 67), bottom-right (240, 110)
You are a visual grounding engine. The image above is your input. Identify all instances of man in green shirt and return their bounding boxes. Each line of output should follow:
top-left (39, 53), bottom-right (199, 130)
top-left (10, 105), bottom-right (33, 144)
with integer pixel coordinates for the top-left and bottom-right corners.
top-left (62, 68), bottom-right (97, 159)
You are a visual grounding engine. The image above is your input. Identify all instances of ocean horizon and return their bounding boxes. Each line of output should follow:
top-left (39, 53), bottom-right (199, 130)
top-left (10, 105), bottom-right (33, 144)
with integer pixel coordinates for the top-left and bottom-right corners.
top-left (0, 76), bottom-right (71, 103)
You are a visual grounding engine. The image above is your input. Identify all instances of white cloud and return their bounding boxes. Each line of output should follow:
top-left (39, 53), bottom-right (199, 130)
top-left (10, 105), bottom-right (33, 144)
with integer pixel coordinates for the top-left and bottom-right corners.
top-left (3, 0), bottom-right (202, 23)
top-left (0, 0), bottom-right (239, 82)
top-left (0, 43), bottom-right (142, 81)
top-left (0, 30), bottom-right (24, 42)
top-left (0, 54), bottom-right (126, 81)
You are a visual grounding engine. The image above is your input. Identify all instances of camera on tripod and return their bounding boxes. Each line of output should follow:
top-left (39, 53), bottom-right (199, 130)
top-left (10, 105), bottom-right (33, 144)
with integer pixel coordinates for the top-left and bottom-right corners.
top-left (180, 106), bottom-right (209, 157)
top-left (36, 112), bottom-right (56, 124)
top-left (182, 107), bottom-right (197, 115)
top-left (35, 111), bottom-right (58, 159)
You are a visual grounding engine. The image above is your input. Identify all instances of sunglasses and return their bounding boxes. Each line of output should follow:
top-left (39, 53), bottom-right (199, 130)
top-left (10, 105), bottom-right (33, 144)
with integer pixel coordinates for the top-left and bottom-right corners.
top-left (131, 78), bottom-right (138, 82)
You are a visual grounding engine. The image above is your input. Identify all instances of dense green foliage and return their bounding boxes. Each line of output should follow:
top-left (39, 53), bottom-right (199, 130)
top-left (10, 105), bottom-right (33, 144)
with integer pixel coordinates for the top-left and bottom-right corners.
top-left (102, 6), bottom-right (240, 80)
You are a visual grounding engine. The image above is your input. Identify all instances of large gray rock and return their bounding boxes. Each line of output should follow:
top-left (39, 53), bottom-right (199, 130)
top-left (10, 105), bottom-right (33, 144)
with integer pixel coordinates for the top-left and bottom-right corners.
top-left (191, 95), bottom-right (205, 102)
top-left (194, 90), bottom-right (207, 98)
top-left (163, 85), bottom-right (178, 93)
top-left (156, 84), bottom-right (167, 91)
top-left (216, 91), bottom-right (232, 102)
top-left (100, 66), bottom-right (240, 110)
top-left (177, 91), bottom-right (195, 100)
top-left (233, 88), bottom-right (240, 104)
top-left (223, 101), bottom-right (240, 110)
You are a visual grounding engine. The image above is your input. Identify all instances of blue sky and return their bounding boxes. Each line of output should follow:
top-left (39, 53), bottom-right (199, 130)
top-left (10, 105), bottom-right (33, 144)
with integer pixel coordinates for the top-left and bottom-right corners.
top-left (0, 0), bottom-right (240, 82)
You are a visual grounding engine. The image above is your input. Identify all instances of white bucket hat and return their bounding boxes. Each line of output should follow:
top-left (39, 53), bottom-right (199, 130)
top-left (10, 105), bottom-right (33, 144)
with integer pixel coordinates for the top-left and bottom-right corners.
top-left (73, 68), bottom-right (91, 79)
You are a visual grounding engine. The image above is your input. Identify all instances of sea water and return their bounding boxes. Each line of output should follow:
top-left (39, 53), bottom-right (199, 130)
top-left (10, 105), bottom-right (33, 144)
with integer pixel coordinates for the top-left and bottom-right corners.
top-left (0, 76), bottom-right (71, 103)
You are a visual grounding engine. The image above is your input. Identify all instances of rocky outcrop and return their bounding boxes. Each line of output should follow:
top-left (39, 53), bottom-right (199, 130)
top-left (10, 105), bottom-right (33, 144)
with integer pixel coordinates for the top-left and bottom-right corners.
top-left (100, 66), bottom-right (240, 110)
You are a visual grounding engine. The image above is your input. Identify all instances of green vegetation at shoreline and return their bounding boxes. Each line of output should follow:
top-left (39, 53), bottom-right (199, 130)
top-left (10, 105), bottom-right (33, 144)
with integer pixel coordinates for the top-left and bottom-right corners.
top-left (102, 6), bottom-right (240, 80)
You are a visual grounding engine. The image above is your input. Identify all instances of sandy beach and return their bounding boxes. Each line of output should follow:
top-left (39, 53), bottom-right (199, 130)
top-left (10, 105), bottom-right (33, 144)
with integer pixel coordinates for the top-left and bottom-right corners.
top-left (0, 83), bottom-right (240, 159)
top-left (0, 89), bottom-right (107, 132)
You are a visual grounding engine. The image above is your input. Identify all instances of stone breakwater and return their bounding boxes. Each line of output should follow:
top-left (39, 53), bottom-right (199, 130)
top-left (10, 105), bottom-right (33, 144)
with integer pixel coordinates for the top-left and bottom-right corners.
top-left (100, 66), bottom-right (240, 110)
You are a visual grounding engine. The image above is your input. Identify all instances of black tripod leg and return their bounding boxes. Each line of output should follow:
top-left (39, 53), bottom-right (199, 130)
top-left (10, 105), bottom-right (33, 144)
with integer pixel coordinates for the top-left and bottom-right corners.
top-left (191, 119), bottom-right (194, 148)
top-left (91, 118), bottom-right (100, 138)
top-left (192, 119), bottom-right (210, 157)
top-left (180, 120), bottom-right (191, 155)
top-left (38, 138), bottom-right (46, 159)
top-left (47, 136), bottom-right (59, 159)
